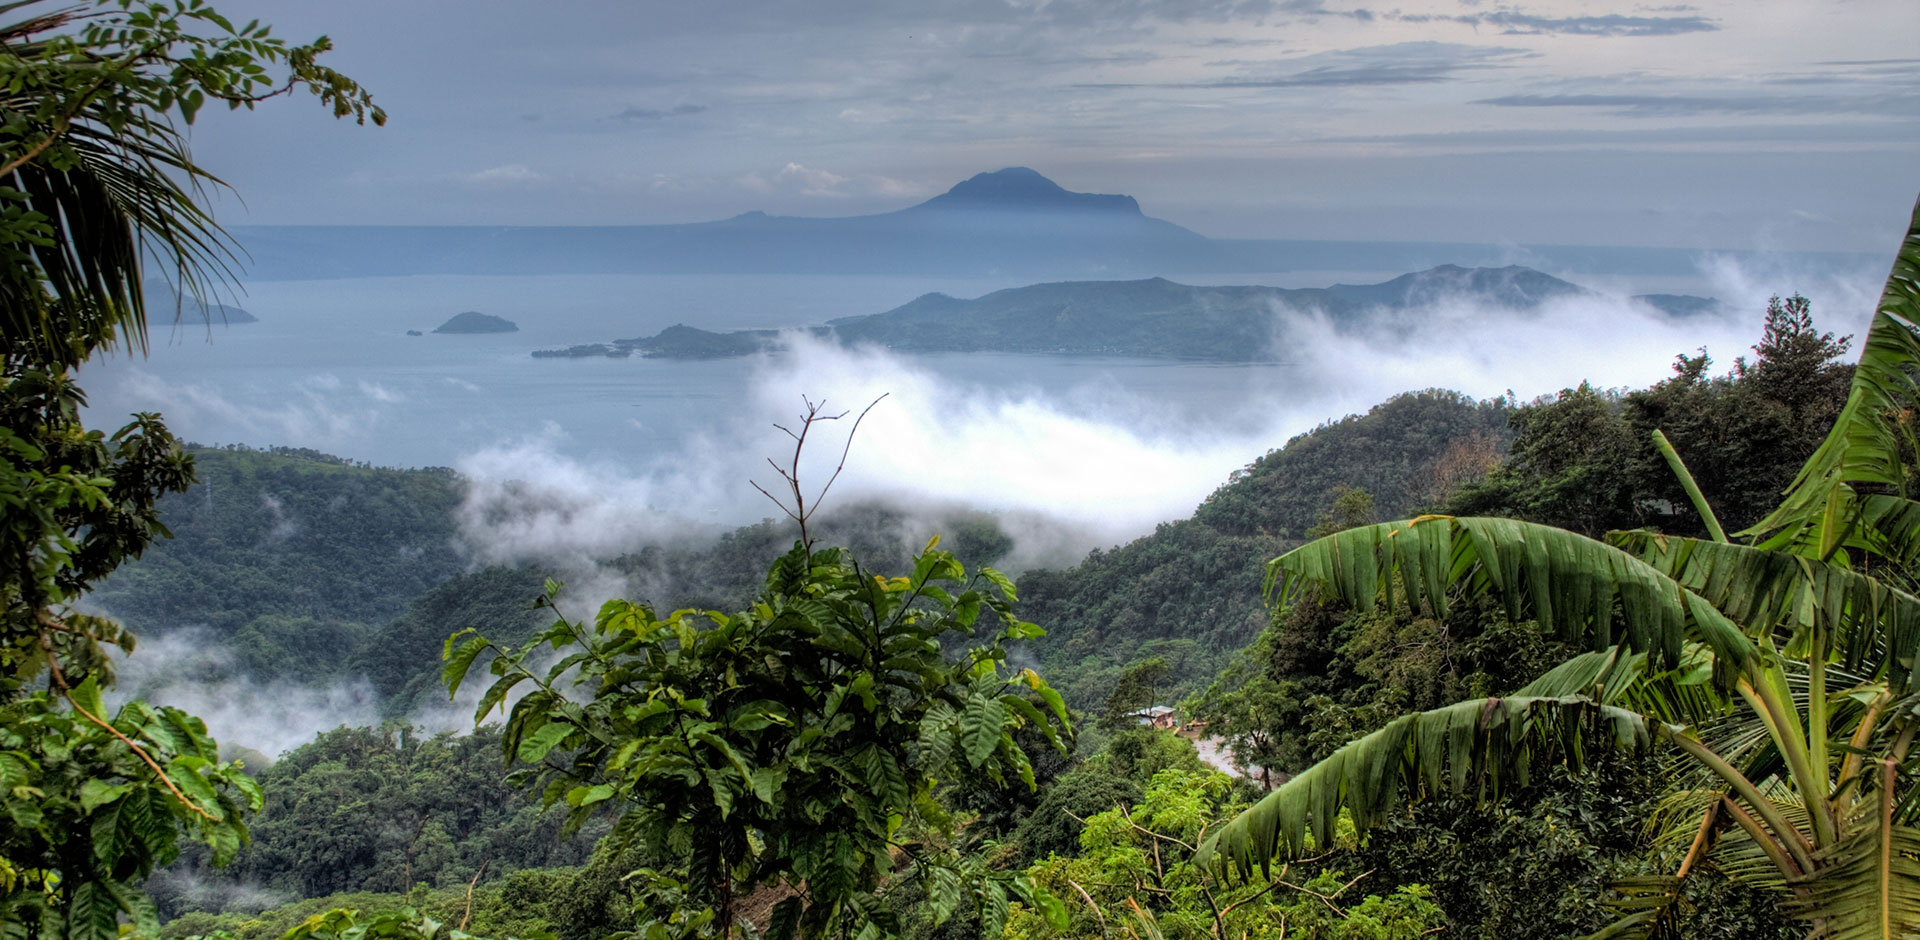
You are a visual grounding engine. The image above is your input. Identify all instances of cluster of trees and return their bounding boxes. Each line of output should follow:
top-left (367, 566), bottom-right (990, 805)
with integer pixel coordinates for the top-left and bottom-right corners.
top-left (1448, 294), bottom-right (1854, 539)
top-left (121, 267), bottom-right (1908, 940)
top-left (152, 726), bottom-right (597, 914)
top-left (0, 2), bottom-right (381, 938)
top-left (1193, 291), bottom-right (1864, 783)
top-left (1198, 208), bottom-right (1920, 939)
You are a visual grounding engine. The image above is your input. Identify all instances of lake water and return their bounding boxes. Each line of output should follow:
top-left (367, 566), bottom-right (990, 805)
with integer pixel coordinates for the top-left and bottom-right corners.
top-left (76, 264), bottom-right (1861, 545)
top-left (80, 272), bottom-right (1325, 468)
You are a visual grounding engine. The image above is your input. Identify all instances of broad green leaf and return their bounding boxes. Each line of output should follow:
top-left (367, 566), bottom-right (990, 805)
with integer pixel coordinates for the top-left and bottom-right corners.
top-left (961, 693), bottom-right (1007, 768)
top-left (516, 719), bottom-right (572, 764)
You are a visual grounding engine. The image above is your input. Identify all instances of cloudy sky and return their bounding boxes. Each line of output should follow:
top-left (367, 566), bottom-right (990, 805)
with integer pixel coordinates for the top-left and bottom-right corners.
top-left (189, 0), bottom-right (1918, 251)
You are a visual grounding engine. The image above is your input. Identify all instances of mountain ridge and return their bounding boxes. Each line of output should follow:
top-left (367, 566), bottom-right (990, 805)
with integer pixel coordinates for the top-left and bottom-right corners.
top-left (232, 167), bottom-right (1216, 279)
top-left (587, 264), bottom-right (1614, 363)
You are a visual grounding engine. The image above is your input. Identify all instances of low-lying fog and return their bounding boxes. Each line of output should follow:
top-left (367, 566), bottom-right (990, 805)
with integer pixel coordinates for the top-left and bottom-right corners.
top-left (87, 254), bottom-right (1891, 755)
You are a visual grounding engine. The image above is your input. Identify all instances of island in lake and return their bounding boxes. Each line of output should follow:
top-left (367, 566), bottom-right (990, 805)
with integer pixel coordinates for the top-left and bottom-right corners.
top-left (556, 264), bottom-right (1704, 363)
top-left (144, 280), bottom-right (258, 325)
top-left (434, 311), bottom-right (518, 334)
top-left (531, 343), bottom-right (633, 359)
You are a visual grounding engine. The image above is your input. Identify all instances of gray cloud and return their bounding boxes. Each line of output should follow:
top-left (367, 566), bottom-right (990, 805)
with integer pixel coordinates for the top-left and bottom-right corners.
top-left (1206, 63), bottom-right (1461, 87)
top-left (1816, 58), bottom-right (1920, 67)
top-left (1317, 121), bottom-right (1920, 149)
top-left (611, 103), bottom-right (708, 120)
top-left (1761, 59), bottom-right (1920, 87)
top-left (1392, 10), bottom-right (1716, 36)
top-left (172, 0), bottom-right (1917, 248)
top-left (1082, 41), bottom-right (1527, 89)
top-left (1475, 92), bottom-right (1920, 117)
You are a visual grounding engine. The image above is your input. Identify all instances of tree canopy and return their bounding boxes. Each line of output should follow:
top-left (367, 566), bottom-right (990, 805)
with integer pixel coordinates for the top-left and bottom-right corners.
top-left (0, 3), bottom-right (379, 937)
top-left (1201, 197), bottom-right (1920, 940)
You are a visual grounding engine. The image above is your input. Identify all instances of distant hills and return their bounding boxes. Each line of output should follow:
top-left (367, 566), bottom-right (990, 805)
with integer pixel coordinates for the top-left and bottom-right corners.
top-left (596, 264), bottom-right (1609, 363)
top-left (232, 167), bottom-right (1217, 279)
top-left (227, 167), bottom-right (1862, 282)
top-left (143, 281), bottom-right (257, 325)
top-left (433, 311), bottom-right (518, 334)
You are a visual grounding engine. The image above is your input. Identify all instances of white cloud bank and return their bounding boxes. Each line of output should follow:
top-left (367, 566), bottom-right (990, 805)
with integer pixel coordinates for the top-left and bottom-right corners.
top-left (454, 261), bottom-right (1867, 572)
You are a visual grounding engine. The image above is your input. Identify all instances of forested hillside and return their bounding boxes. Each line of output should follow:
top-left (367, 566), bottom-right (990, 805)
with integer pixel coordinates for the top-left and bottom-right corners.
top-left (10, 3), bottom-right (1914, 939)
top-left (94, 389), bottom-right (1516, 715)
top-left (68, 274), bottom-right (1882, 940)
top-left (90, 447), bottom-right (468, 650)
top-left (611, 265), bottom-right (1608, 362)
top-left (80, 288), bottom-right (1869, 940)
top-left (1022, 389), bottom-right (1513, 706)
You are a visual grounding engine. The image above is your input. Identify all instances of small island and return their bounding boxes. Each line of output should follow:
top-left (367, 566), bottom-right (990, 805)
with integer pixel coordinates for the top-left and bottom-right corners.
top-left (616, 324), bottom-right (779, 359)
top-left (531, 343), bottom-right (632, 359)
top-left (433, 311), bottom-right (518, 334)
top-left (1632, 294), bottom-right (1724, 318)
top-left (144, 280), bottom-right (258, 325)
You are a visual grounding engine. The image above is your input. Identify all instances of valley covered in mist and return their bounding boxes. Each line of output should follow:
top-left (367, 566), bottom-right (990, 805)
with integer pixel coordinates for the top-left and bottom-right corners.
top-left (82, 169), bottom-right (1904, 939)
top-left (84, 174), bottom-right (1896, 752)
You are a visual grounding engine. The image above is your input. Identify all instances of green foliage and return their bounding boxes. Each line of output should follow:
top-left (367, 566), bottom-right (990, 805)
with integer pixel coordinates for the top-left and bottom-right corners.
top-left (0, 3), bottom-right (378, 936)
top-left (92, 447), bottom-right (469, 654)
top-left (1206, 197), bottom-right (1920, 939)
top-left (1448, 297), bottom-right (1854, 538)
top-left (167, 893), bottom-right (557, 940)
top-left (1096, 729), bottom-right (1210, 787)
top-left (1347, 759), bottom-right (1793, 940)
top-left (1304, 486), bottom-right (1377, 540)
top-left (1192, 594), bottom-right (1580, 781)
top-left (1198, 389), bottom-right (1513, 539)
top-left (1009, 766), bottom-right (1143, 864)
top-left (1019, 520), bottom-right (1279, 709)
top-left (0, 685), bottom-right (262, 939)
top-left (352, 569), bottom-right (549, 715)
top-left (1100, 657), bottom-right (1173, 731)
top-left (444, 540), bottom-right (1073, 939)
top-left (1451, 382), bottom-right (1643, 537)
top-left (1008, 767), bottom-right (1446, 940)
top-left (154, 726), bottom-right (595, 916)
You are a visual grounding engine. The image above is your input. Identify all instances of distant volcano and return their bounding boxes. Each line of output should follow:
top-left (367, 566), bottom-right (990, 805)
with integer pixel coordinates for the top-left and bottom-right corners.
top-left (907, 167), bottom-right (1145, 216)
top-left (231, 167), bottom-right (1223, 279)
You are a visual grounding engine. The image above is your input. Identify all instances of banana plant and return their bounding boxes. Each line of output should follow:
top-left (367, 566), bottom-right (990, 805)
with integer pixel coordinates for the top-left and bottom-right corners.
top-left (1198, 195), bottom-right (1920, 940)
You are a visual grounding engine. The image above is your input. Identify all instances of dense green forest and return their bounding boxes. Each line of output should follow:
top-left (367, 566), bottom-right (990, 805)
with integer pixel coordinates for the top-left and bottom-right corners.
top-left (92, 388), bottom-right (1515, 718)
top-left (73, 283), bottom-right (1865, 940)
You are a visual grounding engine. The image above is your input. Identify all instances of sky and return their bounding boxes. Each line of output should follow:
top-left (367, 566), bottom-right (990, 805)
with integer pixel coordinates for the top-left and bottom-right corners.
top-left (187, 0), bottom-right (1920, 251)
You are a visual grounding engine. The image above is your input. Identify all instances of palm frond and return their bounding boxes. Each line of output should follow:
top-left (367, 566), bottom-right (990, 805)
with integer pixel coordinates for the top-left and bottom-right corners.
top-left (1268, 517), bottom-right (1759, 684)
top-left (1195, 694), bottom-right (1649, 879)
top-left (1580, 876), bottom-right (1685, 940)
top-left (1517, 645), bottom-right (1730, 727)
top-left (1788, 783), bottom-right (1920, 940)
top-left (0, 5), bottom-right (241, 365)
top-left (1612, 531), bottom-right (1920, 693)
top-left (1857, 495), bottom-right (1920, 583)
top-left (1742, 195), bottom-right (1920, 559)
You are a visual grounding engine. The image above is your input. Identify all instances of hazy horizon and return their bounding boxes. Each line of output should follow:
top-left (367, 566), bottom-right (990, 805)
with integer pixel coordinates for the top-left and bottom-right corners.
top-left (185, 0), bottom-right (1916, 254)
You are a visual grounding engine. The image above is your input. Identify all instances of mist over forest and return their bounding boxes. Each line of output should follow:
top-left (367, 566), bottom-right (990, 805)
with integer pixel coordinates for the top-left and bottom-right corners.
top-left (81, 167), bottom-right (1913, 940)
top-left (57, 162), bottom-right (1919, 940)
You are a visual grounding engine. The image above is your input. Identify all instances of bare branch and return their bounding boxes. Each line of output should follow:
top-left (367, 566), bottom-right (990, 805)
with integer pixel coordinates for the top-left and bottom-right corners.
top-left (749, 393), bottom-right (889, 548)
top-left (810, 393), bottom-right (888, 522)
